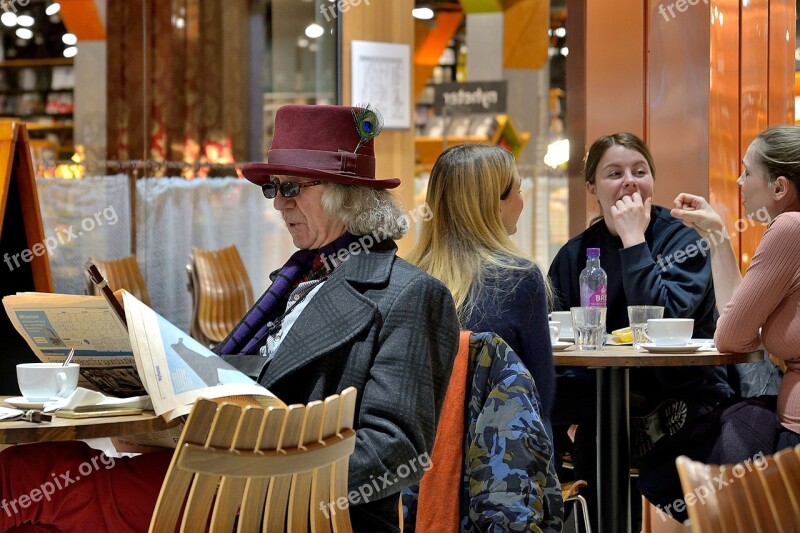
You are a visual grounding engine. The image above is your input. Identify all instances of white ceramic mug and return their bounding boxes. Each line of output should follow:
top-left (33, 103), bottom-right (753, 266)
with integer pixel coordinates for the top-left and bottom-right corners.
top-left (549, 311), bottom-right (574, 338)
top-left (548, 321), bottom-right (561, 344)
top-left (644, 318), bottom-right (694, 346)
top-left (16, 363), bottom-right (80, 401)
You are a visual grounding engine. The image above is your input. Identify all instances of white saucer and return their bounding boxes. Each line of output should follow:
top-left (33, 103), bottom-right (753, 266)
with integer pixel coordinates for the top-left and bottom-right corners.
top-left (640, 342), bottom-right (704, 354)
top-left (3, 397), bottom-right (49, 410)
top-left (551, 341), bottom-right (574, 351)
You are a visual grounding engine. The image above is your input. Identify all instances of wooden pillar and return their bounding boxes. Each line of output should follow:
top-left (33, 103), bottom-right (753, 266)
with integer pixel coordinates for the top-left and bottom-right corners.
top-left (341, 0), bottom-right (416, 256)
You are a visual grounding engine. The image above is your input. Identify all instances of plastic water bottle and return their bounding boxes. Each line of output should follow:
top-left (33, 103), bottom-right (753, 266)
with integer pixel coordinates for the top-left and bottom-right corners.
top-left (576, 248), bottom-right (607, 350)
top-left (579, 248), bottom-right (607, 308)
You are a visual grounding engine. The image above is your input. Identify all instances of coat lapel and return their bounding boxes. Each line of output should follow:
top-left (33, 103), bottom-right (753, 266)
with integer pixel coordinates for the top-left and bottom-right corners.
top-left (262, 243), bottom-right (396, 388)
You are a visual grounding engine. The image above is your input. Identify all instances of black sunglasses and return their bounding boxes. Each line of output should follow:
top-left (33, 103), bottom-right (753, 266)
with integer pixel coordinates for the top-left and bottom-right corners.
top-left (261, 179), bottom-right (323, 199)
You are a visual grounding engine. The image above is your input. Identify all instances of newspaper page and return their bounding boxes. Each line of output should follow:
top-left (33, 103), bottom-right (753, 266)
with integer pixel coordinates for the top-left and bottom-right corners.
top-left (2, 292), bottom-right (145, 396)
top-left (122, 291), bottom-right (280, 421)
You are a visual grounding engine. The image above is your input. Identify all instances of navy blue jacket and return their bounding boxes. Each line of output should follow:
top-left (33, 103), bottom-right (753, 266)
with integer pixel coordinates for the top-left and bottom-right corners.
top-left (463, 264), bottom-right (555, 419)
top-left (548, 205), bottom-right (733, 408)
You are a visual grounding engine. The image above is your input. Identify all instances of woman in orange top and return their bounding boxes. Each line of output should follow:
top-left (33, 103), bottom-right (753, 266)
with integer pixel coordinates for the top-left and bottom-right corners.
top-left (672, 125), bottom-right (800, 451)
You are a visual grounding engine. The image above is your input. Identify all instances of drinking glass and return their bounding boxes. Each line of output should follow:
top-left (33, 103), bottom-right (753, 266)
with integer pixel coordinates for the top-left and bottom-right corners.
top-left (627, 305), bottom-right (665, 349)
top-left (571, 307), bottom-right (607, 351)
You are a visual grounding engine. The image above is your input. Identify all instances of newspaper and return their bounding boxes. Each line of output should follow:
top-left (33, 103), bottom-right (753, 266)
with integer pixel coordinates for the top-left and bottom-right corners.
top-left (2, 291), bottom-right (280, 422)
top-left (122, 291), bottom-right (279, 420)
top-left (3, 292), bottom-right (144, 396)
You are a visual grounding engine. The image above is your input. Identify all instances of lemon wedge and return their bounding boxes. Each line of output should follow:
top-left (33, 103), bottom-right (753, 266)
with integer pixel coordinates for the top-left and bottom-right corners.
top-left (611, 327), bottom-right (633, 344)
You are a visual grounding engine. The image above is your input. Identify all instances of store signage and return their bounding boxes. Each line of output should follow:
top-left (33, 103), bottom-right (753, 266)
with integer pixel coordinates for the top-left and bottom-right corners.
top-left (433, 81), bottom-right (507, 115)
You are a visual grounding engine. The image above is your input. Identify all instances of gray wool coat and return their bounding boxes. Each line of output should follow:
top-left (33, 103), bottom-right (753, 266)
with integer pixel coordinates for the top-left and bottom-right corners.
top-left (220, 240), bottom-right (459, 532)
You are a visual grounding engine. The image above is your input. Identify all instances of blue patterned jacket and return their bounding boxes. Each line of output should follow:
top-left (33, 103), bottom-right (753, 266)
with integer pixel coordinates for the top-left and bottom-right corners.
top-left (403, 332), bottom-right (564, 532)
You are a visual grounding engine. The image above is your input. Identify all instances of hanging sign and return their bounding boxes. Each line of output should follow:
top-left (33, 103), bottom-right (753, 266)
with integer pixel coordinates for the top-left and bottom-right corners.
top-left (433, 81), bottom-right (507, 115)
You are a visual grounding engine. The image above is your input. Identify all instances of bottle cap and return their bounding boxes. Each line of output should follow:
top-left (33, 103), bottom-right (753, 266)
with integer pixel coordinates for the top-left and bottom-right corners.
top-left (587, 248), bottom-right (600, 258)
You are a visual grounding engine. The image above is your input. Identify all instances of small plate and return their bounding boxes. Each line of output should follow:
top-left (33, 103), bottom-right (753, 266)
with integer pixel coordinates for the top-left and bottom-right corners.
top-left (551, 341), bottom-right (574, 351)
top-left (640, 342), bottom-right (704, 354)
top-left (3, 397), bottom-right (49, 410)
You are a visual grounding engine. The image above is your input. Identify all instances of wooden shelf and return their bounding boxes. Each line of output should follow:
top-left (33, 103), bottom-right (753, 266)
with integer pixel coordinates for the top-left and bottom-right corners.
top-left (0, 58), bottom-right (75, 164)
top-left (25, 122), bottom-right (74, 131)
top-left (0, 58), bottom-right (74, 68)
top-left (414, 114), bottom-right (531, 167)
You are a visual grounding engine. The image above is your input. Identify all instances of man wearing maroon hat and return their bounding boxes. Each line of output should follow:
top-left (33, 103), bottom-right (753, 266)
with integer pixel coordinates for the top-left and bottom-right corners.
top-left (0, 105), bottom-right (459, 532)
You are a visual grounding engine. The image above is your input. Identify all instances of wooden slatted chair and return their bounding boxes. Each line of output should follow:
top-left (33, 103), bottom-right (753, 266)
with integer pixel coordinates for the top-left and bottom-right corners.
top-left (773, 445), bottom-right (800, 516)
top-left (86, 255), bottom-right (151, 306)
top-left (149, 387), bottom-right (357, 533)
top-left (187, 244), bottom-right (254, 346)
top-left (675, 456), bottom-right (728, 533)
top-left (756, 450), bottom-right (800, 533)
top-left (677, 450), bottom-right (799, 533)
top-left (561, 479), bottom-right (591, 533)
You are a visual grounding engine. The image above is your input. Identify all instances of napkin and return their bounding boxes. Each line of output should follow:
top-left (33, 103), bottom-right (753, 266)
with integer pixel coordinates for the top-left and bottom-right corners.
top-left (0, 406), bottom-right (25, 421)
top-left (42, 388), bottom-right (152, 413)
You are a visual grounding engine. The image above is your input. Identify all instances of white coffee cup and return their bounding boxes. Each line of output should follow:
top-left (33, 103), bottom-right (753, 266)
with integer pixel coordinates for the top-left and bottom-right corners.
top-left (16, 363), bottom-right (80, 401)
top-left (549, 311), bottom-right (574, 337)
top-left (548, 321), bottom-right (561, 344)
top-left (644, 318), bottom-right (694, 346)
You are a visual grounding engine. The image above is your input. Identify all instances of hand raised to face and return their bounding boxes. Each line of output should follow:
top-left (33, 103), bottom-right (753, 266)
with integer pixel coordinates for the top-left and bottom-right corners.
top-left (610, 192), bottom-right (652, 248)
top-left (670, 193), bottom-right (724, 237)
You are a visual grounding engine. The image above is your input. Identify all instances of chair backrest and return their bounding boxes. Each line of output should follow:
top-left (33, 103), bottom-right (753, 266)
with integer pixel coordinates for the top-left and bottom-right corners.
top-left (773, 445), bottom-right (800, 516)
top-left (150, 387), bottom-right (357, 533)
top-left (404, 331), bottom-right (563, 531)
top-left (86, 255), bottom-right (151, 306)
top-left (677, 449), bottom-right (800, 533)
top-left (187, 244), bottom-right (254, 346)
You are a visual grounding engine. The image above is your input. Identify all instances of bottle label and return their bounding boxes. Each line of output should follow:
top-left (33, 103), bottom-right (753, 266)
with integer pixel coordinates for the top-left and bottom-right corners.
top-left (587, 286), bottom-right (607, 307)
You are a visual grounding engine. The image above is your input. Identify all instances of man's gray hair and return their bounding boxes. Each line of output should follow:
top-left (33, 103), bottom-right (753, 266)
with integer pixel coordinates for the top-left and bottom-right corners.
top-left (321, 183), bottom-right (409, 239)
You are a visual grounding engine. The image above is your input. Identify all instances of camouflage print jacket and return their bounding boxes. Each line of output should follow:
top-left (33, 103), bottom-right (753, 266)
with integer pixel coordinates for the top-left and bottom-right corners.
top-left (403, 332), bottom-right (564, 532)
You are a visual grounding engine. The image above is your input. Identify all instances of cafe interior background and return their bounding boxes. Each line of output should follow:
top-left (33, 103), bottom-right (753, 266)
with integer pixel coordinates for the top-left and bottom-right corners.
top-left (0, 0), bottom-right (797, 383)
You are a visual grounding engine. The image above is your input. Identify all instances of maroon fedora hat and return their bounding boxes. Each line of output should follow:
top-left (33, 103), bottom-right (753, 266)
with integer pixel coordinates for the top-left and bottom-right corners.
top-left (242, 104), bottom-right (400, 189)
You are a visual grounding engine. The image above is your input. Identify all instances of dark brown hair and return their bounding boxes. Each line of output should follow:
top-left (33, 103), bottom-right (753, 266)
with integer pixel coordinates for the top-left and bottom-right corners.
top-left (584, 132), bottom-right (656, 185)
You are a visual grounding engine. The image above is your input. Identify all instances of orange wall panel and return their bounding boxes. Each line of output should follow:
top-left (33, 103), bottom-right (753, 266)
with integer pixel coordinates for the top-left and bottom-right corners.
top-left (647, 0), bottom-right (712, 207)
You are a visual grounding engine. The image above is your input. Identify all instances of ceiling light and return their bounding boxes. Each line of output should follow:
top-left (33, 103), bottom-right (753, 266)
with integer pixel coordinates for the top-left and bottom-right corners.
top-left (412, 7), bottom-right (434, 20)
top-left (46, 3), bottom-right (61, 16)
top-left (63, 46), bottom-right (78, 58)
top-left (304, 23), bottom-right (323, 39)
top-left (554, 27), bottom-right (566, 38)
top-left (15, 28), bottom-right (33, 39)
top-left (17, 15), bottom-right (34, 27)
top-left (1, 12), bottom-right (17, 27)
top-left (62, 33), bottom-right (77, 45)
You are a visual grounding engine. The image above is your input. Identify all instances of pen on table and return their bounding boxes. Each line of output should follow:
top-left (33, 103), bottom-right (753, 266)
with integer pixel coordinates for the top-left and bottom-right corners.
top-left (63, 348), bottom-right (75, 366)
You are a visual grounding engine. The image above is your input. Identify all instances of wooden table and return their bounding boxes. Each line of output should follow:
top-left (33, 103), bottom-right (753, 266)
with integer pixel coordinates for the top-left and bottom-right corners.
top-left (554, 345), bottom-right (762, 533)
top-left (0, 397), bottom-right (180, 444)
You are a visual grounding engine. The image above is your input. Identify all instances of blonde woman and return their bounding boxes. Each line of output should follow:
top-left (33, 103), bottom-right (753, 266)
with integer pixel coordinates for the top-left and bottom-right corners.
top-left (408, 143), bottom-right (555, 422)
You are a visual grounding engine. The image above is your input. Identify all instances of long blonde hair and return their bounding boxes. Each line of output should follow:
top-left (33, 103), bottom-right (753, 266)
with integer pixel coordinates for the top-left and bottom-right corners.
top-left (407, 143), bottom-right (551, 323)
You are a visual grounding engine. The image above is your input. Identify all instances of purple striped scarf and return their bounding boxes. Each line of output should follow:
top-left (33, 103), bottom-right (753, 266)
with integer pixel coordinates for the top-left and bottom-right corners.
top-left (218, 232), bottom-right (356, 355)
